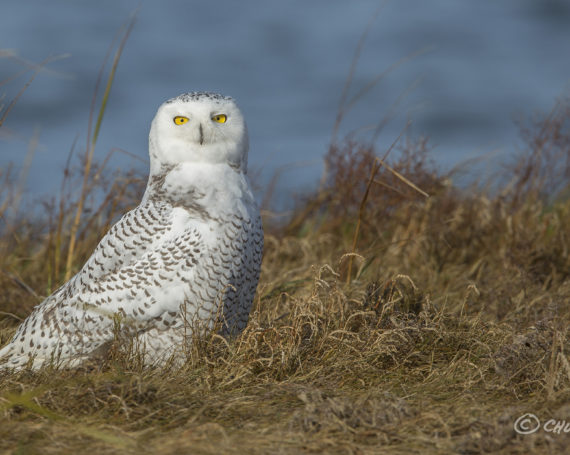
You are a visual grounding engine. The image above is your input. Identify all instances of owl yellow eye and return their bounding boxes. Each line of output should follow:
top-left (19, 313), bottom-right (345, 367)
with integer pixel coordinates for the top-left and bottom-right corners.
top-left (173, 116), bottom-right (189, 125)
top-left (211, 114), bottom-right (227, 124)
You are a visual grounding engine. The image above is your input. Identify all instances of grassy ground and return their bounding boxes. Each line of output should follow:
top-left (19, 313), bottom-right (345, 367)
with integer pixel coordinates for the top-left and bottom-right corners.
top-left (1, 91), bottom-right (570, 453)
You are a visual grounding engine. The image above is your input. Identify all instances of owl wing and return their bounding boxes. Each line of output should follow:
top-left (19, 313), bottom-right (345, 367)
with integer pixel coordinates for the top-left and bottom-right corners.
top-left (69, 200), bottom-right (173, 289)
top-left (0, 206), bottom-right (208, 369)
top-left (217, 211), bottom-right (264, 335)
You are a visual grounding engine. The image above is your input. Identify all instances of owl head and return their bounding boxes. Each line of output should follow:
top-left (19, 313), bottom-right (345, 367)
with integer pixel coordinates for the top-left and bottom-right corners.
top-left (148, 92), bottom-right (249, 174)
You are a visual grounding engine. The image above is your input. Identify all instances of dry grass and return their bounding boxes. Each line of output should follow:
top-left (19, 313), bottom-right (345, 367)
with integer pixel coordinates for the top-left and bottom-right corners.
top-left (1, 75), bottom-right (570, 453)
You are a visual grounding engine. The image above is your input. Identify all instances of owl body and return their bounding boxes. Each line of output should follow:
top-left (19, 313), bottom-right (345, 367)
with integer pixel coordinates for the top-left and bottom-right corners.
top-left (0, 92), bottom-right (263, 370)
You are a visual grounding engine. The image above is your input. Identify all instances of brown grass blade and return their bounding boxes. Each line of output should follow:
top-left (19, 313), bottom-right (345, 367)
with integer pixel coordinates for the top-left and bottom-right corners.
top-left (64, 16), bottom-right (136, 281)
top-left (374, 156), bottom-right (430, 198)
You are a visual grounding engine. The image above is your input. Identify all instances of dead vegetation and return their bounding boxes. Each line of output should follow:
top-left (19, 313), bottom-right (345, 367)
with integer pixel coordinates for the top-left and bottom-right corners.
top-left (1, 80), bottom-right (570, 453)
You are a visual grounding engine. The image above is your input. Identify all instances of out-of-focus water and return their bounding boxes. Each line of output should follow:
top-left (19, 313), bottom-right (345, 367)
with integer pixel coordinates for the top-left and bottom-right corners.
top-left (1, 0), bottom-right (569, 207)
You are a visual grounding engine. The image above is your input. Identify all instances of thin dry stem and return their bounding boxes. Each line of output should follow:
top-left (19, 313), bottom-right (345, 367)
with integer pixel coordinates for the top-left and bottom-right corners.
top-left (64, 17), bottom-right (136, 281)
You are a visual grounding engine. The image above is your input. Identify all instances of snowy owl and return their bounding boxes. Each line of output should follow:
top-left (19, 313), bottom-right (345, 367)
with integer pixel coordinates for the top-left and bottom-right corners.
top-left (0, 92), bottom-right (263, 370)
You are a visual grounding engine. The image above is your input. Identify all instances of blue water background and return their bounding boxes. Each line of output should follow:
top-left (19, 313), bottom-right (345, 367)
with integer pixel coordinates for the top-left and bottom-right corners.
top-left (1, 0), bottom-right (569, 208)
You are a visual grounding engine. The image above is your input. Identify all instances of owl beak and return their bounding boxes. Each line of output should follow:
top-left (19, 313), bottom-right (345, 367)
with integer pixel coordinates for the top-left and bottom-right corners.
top-left (199, 123), bottom-right (204, 145)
